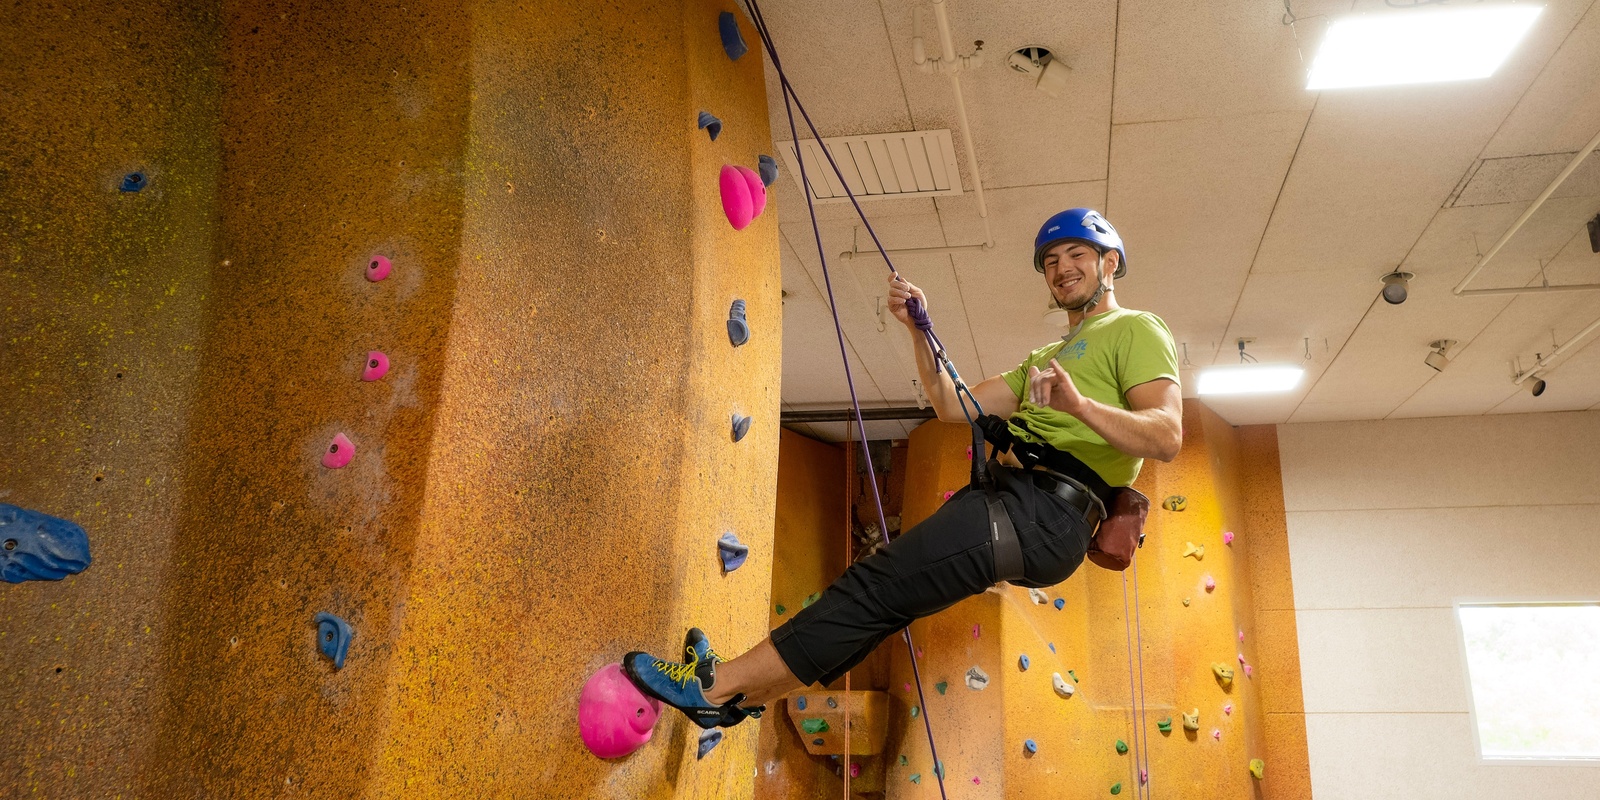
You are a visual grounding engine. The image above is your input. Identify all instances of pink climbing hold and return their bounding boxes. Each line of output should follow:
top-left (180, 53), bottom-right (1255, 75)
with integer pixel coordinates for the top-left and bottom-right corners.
top-left (579, 663), bottom-right (661, 759)
top-left (1204, 575), bottom-right (1216, 592)
top-left (366, 254), bottom-right (392, 282)
top-left (943, 490), bottom-right (955, 502)
top-left (971, 776), bottom-right (981, 785)
top-left (719, 165), bottom-right (755, 230)
top-left (1213, 729), bottom-right (1222, 741)
top-left (1223, 530), bottom-right (1235, 545)
top-left (972, 623), bottom-right (980, 639)
top-left (322, 433), bottom-right (354, 469)
top-left (850, 763), bottom-right (862, 778)
top-left (904, 682), bottom-right (912, 692)
top-left (1239, 630), bottom-right (1245, 642)
top-left (361, 350), bottom-right (390, 382)
top-left (966, 445), bottom-right (973, 460)
top-left (735, 165), bottom-right (766, 219)
top-left (1244, 664), bottom-right (1254, 678)
top-left (1224, 703), bottom-right (1234, 715)
top-left (1140, 769), bottom-right (1148, 785)
top-left (1238, 652), bottom-right (1246, 664)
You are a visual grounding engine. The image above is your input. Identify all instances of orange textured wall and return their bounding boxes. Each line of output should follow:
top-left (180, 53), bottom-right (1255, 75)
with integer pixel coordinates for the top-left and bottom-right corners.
top-left (0, 2), bottom-right (222, 796)
top-left (1, 1), bottom-right (778, 797)
top-left (879, 402), bottom-right (1308, 798)
top-left (756, 428), bottom-right (849, 799)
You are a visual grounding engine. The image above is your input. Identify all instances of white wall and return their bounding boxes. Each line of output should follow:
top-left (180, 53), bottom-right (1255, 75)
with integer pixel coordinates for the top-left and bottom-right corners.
top-left (1277, 410), bottom-right (1600, 799)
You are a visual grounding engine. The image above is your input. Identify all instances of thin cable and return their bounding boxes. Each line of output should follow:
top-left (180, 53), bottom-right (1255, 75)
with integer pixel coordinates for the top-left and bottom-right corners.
top-left (1120, 570), bottom-right (1143, 796)
top-left (742, 3), bottom-right (948, 796)
top-left (1131, 555), bottom-right (1152, 798)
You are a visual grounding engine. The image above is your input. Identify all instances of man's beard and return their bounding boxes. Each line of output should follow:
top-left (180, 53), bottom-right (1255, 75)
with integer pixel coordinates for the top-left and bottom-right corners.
top-left (1053, 277), bottom-right (1100, 310)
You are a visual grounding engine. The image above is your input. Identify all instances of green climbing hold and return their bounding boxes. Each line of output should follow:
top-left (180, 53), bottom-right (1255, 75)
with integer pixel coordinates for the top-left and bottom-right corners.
top-left (802, 592), bottom-right (822, 609)
top-left (801, 718), bottom-right (830, 734)
top-left (910, 774), bottom-right (921, 784)
top-left (1116, 739), bottom-right (1128, 754)
top-left (935, 681), bottom-right (948, 695)
top-left (1068, 669), bottom-right (1079, 683)
top-left (775, 604), bottom-right (786, 615)
top-left (934, 761), bottom-right (944, 779)
top-left (1157, 717), bottom-right (1172, 733)
top-left (910, 705), bottom-right (920, 718)
top-left (899, 754), bottom-right (909, 767)
top-left (1111, 782), bottom-right (1123, 795)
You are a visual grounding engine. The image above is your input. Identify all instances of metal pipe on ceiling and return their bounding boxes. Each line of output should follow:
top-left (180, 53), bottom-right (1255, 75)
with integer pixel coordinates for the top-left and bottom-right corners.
top-left (781, 406), bottom-right (938, 423)
top-left (1513, 314), bottom-right (1600, 385)
top-left (1452, 125), bottom-right (1600, 297)
top-left (849, 0), bottom-right (995, 265)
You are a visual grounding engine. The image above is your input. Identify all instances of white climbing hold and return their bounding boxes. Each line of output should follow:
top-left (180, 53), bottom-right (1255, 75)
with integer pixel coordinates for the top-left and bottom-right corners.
top-left (1029, 588), bottom-right (1048, 605)
top-left (1052, 672), bottom-right (1075, 698)
top-left (965, 666), bottom-right (989, 691)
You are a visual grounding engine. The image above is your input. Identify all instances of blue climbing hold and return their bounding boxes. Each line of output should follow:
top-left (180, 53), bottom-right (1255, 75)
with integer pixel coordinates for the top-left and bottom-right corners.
top-left (718, 532), bottom-right (749, 572)
top-left (313, 612), bottom-right (353, 669)
top-left (1019, 654), bottom-right (1031, 671)
top-left (758, 154), bottom-right (778, 187)
top-left (0, 503), bottom-right (92, 583)
top-left (732, 413), bottom-right (752, 442)
top-left (698, 111), bottom-right (722, 141)
top-left (1048, 642), bottom-right (1056, 653)
top-left (1054, 598), bottom-right (1065, 610)
top-left (813, 738), bottom-right (825, 746)
top-left (796, 695), bottom-right (807, 711)
top-left (727, 299), bottom-right (750, 347)
top-left (1024, 739), bottom-right (1038, 754)
top-left (119, 172), bottom-right (147, 192)
top-left (697, 728), bottom-right (723, 759)
top-left (718, 11), bottom-right (748, 61)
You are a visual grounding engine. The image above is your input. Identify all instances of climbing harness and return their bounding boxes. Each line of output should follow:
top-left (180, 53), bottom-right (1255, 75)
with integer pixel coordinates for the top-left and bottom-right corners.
top-left (742, 2), bottom-right (1153, 794)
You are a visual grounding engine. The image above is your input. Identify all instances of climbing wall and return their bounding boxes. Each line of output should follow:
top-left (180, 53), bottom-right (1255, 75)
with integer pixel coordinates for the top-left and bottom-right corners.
top-left (1, 1), bottom-right (778, 797)
top-left (875, 403), bottom-right (1310, 798)
top-left (0, 1), bottom-right (223, 795)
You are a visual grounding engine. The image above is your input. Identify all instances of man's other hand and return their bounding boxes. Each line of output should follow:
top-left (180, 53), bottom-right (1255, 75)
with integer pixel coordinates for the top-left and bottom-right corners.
top-left (1027, 359), bottom-right (1088, 416)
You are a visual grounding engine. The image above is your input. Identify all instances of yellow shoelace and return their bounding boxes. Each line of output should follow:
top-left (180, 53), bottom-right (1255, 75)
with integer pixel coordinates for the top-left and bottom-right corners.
top-left (653, 657), bottom-right (700, 687)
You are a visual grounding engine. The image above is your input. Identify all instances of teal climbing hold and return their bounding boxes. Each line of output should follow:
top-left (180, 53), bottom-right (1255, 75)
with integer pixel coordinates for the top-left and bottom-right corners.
top-left (775, 604), bottom-right (786, 615)
top-left (910, 774), bottom-right (921, 784)
top-left (802, 591), bottom-right (821, 608)
top-left (899, 754), bottom-right (909, 766)
top-left (910, 705), bottom-right (919, 718)
top-left (935, 681), bottom-right (948, 695)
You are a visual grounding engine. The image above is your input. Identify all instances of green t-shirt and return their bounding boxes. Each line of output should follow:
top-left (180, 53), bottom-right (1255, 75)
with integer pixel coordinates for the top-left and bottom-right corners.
top-left (1000, 308), bottom-right (1179, 487)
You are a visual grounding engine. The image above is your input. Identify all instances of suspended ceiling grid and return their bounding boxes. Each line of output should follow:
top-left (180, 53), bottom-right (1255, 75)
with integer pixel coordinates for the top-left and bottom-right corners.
top-left (761, 0), bottom-right (1600, 442)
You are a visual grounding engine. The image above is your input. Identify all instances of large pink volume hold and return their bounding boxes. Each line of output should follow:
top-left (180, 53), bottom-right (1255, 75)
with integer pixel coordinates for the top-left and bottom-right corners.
top-left (578, 663), bottom-right (661, 759)
top-left (719, 164), bottom-right (754, 230)
top-left (735, 165), bottom-right (766, 219)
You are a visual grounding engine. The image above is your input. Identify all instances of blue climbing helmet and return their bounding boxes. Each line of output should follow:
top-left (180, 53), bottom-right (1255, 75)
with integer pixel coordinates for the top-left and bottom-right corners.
top-left (1032, 208), bottom-right (1128, 278)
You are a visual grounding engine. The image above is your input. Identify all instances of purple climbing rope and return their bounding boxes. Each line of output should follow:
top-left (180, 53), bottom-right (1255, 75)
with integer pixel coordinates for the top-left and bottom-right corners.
top-left (740, 3), bottom-right (963, 797)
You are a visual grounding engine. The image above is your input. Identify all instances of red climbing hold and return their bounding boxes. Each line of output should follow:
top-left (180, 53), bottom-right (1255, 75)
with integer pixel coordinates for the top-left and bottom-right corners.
top-left (579, 663), bottom-right (661, 759)
top-left (322, 433), bottom-right (354, 469)
top-left (366, 254), bottom-right (392, 282)
top-left (362, 351), bottom-right (390, 382)
top-left (719, 165), bottom-right (755, 230)
top-left (735, 165), bottom-right (766, 219)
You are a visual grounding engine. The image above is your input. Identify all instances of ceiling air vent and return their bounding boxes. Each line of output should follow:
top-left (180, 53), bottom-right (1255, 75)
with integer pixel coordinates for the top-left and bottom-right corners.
top-left (775, 129), bottom-right (964, 204)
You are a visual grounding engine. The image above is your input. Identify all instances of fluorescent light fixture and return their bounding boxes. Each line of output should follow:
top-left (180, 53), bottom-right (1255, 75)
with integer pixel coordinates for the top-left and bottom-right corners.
top-left (1306, 5), bottom-right (1543, 90)
top-left (1196, 365), bottom-right (1304, 396)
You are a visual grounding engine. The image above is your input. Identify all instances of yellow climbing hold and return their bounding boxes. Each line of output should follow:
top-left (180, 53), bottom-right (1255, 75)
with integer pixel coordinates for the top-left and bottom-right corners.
top-left (1213, 663), bottom-right (1235, 687)
top-left (1182, 542), bottom-right (1204, 560)
top-left (1249, 758), bottom-right (1265, 780)
top-left (1162, 495), bottom-right (1187, 512)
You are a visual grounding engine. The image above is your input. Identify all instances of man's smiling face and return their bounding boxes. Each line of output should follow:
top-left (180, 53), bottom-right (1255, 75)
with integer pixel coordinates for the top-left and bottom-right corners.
top-left (1041, 241), bottom-right (1116, 309)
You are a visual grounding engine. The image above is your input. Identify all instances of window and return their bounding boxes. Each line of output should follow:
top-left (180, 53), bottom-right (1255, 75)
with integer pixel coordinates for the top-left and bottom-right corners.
top-left (1457, 602), bottom-right (1600, 761)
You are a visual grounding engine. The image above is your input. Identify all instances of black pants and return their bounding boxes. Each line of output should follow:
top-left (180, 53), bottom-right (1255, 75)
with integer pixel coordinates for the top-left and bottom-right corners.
top-left (771, 463), bottom-right (1093, 686)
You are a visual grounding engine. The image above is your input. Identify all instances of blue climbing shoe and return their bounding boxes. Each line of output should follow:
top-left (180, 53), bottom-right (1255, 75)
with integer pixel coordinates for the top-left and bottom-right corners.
top-left (680, 629), bottom-right (765, 728)
top-left (683, 627), bottom-right (724, 664)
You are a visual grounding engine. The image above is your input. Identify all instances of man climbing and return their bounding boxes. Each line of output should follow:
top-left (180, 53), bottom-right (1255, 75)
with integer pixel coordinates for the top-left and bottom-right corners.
top-left (623, 208), bottom-right (1182, 730)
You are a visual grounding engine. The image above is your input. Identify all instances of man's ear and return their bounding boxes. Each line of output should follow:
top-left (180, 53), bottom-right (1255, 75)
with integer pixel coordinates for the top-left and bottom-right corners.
top-left (1102, 249), bottom-right (1119, 281)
